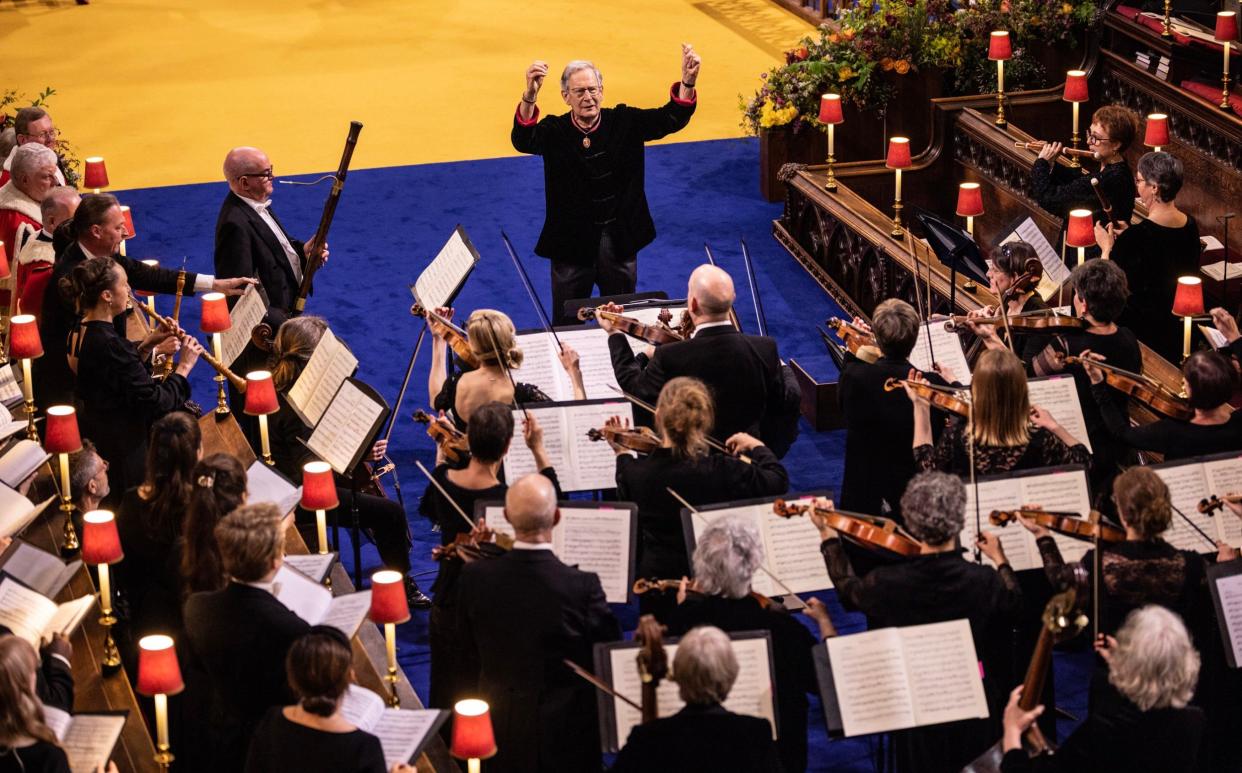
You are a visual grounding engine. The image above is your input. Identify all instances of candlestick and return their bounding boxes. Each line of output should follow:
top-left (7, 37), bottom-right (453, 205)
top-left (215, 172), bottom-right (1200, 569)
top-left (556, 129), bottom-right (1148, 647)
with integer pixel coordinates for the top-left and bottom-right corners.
top-left (211, 333), bottom-right (229, 415)
top-left (97, 562), bottom-right (120, 670)
top-left (966, 215), bottom-right (974, 236)
top-left (258, 413), bottom-right (273, 465)
top-left (1070, 102), bottom-right (1081, 167)
top-left (996, 60), bottom-right (1006, 127)
top-left (1183, 315), bottom-right (1193, 359)
top-left (826, 123), bottom-right (837, 192)
top-left (1163, 0), bottom-right (1173, 37)
top-left (1077, 247), bottom-right (1086, 267)
top-left (58, 454), bottom-right (79, 551)
top-left (1224, 41), bottom-right (1234, 111)
top-left (20, 358), bottom-right (34, 441)
top-left (891, 169), bottom-right (904, 238)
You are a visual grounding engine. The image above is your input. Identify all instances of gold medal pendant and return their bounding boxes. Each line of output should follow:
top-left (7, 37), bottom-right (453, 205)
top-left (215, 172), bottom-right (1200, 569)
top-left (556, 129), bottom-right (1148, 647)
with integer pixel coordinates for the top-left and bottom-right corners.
top-left (582, 136), bottom-right (591, 149)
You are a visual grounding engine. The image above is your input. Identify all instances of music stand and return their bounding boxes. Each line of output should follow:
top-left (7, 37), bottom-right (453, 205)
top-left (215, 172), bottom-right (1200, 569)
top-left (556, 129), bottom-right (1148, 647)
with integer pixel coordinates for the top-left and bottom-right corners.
top-left (561, 291), bottom-right (672, 326)
top-left (913, 208), bottom-right (990, 312)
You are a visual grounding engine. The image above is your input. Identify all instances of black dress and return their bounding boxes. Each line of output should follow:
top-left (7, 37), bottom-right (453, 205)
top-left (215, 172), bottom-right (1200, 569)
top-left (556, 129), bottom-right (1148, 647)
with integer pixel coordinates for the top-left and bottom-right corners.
top-left (1091, 383), bottom-right (1242, 460)
top-left (615, 446), bottom-right (789, 582)
top-left (915, 420), bottom-right (1091, 476)
top-left (75, 319), bottom-right (191, 499)
top-left (1111, 217), bottom-right (1201, 363)
top-left (1031, 158), bottom-right (1135, 224)
top-left (822, 540), bottom-right (1022, 773)
top-left (243, 707), bottom-right (386, 773)
top-left (666, 594), bottom-right (817, 773)
top-left (432, 370), bottom-right (549, 432)
top-left (115, 487), bottom-right (185, 640)
top-left (0, 741), bottom-right (70, 773)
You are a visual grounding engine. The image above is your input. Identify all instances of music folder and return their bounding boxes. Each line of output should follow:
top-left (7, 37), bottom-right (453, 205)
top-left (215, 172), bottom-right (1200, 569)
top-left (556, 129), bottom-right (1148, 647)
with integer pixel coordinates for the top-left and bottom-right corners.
top-left (409, 225), bottom-right (480, 313)
top-left (0, 538), bottom-right (82, 599)
top-left (42, 707), bottom-right (128, 773)
top-left (305, 378), bottom-right (390, 476)
top-left (338, 684), bottom-right (449, 768)
top-left (593, 630), bottom-right (778, 753)
top-left (1208, 559), bottom-right (1242, 668)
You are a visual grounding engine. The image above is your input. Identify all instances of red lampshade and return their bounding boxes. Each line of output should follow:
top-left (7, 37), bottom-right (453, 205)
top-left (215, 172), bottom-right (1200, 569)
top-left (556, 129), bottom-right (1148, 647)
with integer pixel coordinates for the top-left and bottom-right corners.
top-left (301, 461), bottom-right (339, 510)
top-left (818, 93), bottom-right (844, 125)
top-left (1172, 276), bottom-right (1205, 316)
top-left (1066, 209), bottom-right (1095, 248)
top-left (369, 569), bottom-right (410, 625)
top-left (451, 699), bottom-right (498, 760)
top-left (988, 31), bottom-right (1012, 61)
top-left (136, 635), bottom-right (184, 696)
top-left (0, 241), bottom-right (9, 280)
top-left (135, 259), bottom-right (159, 297)
top-left (83, 157), bottom-right (109, 189)
top-left (9, 315), bottom-right (42, 359)
top-left (44, 405), bottom-right (82, 454)
top-left (886, 137), bottom-right (911, 169)
top-left (200, 292), bottom-right (230, 334)
top-left (244, 371), bottom-right (278, 415)
top-left (119, 206), bottom-right (136, 240)
top-left (1144, 114), bottom-right (1169, 148)
top-left (1216, 11), bottom-right (1237, 42)
top-left (956, 183), bottom-right (984, 217)
top-left (1063, 70), bottom-right (1089, 102)
top-left (82, 510), bottom-right (123, 565)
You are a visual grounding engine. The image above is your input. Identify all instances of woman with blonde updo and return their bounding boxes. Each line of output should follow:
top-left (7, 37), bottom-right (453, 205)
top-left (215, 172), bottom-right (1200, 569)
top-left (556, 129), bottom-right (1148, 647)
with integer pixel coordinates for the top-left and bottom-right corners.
top-left (607, 377), bottom-right (788, 613)
top-left (427, 307), bottom-right (584, 430)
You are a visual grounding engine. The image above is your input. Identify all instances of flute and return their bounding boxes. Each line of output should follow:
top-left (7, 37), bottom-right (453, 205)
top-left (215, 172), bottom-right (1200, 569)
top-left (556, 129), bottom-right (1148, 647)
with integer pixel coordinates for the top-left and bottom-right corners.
top-left (128, 297), bottom-right (249, 392)
top-left (1014, 141), bottom-right (1097, 159)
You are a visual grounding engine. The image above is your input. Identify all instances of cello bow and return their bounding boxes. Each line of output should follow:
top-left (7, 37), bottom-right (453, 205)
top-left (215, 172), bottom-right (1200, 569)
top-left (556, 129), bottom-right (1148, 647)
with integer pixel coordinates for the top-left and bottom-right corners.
top-left (293, 121), bottom-right (362, 314)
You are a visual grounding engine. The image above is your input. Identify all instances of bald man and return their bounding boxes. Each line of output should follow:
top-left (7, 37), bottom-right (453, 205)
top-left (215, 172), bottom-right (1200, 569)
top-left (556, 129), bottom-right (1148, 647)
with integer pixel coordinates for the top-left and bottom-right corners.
top-left (600, 264), bottom-right (792, 449)
top-left (455, 474), bottom-right (619, 773)
top-left (213, 146), bottom-right (321, 315)
top-left (15, 185), bottom-right (78, 320)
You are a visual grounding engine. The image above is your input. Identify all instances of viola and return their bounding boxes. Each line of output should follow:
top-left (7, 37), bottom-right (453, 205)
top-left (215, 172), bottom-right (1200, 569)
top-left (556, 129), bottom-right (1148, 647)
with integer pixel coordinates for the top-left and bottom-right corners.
top-left (883, 377), bottom-right (972, 417)
top-left (826, 317), bottom-right (880, 360)
top-left (772, 499), bottom-right (928, 557)
top-left (990, 509), bottom-right (1124, 543)
top-left (634, 615), bottom-right (668, 724)
top-left (944, 309), bottom-right (1083, 334)
top-left (586, 425), bottom-right (662, 454)
top-left (412, 409), bottom-right (470, 464)
top-left (1199, 493), bottom-right (1242, 516)
top-left (431, 530), bottom-right (511, 562)
top-left (631, 578), bottom-right (775, 610)
top-left (578, 306), bottom-right (685, 346)
top-left (1064, 356), bottom-right (1193, 421)
top-left (412, 304), bottom-right (480, 369)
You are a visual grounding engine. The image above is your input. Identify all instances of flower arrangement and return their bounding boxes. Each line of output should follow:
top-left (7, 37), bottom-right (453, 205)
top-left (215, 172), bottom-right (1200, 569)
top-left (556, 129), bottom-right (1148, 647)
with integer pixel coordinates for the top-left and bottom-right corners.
top-left (0, 87), bottom-right (81, 188)
top-left (740, 0), bottom-right (1100, 134)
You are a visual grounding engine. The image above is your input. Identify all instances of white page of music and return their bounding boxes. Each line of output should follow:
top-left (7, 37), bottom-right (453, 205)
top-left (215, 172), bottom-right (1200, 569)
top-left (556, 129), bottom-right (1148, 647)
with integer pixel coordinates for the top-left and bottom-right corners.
top-left (608, 636), bottom-right (776, 745)
top-left (827, 628), bottom-right (917, 736)
top-left (2, 541), bottom-right (78, 598)
top-left (320, 590), bottom-right (372, 636)
top-left (909, 322), bottom-right (972, 385)
top-left (901, 619), bottom-right (988, 726)
top-left (1203, 455), bottom-right (1242, 546)
top-left (247, 461), bottom-right (302, 517)
top-left (274, 565), bottom-right (332, 623)
top-left (503, 407), bottom-right (567, 483)
top-left (691, 496), bottom-right (831, 595)
top-left (308, 381), bottom-right (384, 475)
top-left (482, 505), bottom-right (632, 603)
top-left (372, 709), bottom-right (444, 770)
top-left (220, 284), bottom-right (267, 367)
top-left (283, 553), bottom-right (335, 583)
top-left (556, 327), bottom-right (622, 398)
top-left (0, 484), bottom-right (38, 539)
top-left (0, 578), bottom-right (58, 646)
top-left (54, 711), bottom-right (126, 773)
top-left (621, 306), bottom-right (688, 356)
top-left (290, 329), bottom-right (358, 426)
top-left (414, 229), bottom-right (477, 313)
top-left (512, 332), bottom-right (567, 400)
top-left (1027, 376), bottom-right (1092, 453)
top-left (503, 403), bottom-right (633, 491)
top-left (962, 470), bottom-right (1091, 570)
top-left (1153, 463), bottom-right (1221, 553)
top-left (0, 363), bottom-right (22, 405)
top-left (1214, 571), bottom-right (1242, 666)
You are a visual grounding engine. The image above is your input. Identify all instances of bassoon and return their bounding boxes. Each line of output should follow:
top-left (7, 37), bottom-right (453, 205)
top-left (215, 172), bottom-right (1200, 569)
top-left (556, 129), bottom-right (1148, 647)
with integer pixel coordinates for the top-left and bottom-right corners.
top-left (292, 120), bottom-right (363, 314)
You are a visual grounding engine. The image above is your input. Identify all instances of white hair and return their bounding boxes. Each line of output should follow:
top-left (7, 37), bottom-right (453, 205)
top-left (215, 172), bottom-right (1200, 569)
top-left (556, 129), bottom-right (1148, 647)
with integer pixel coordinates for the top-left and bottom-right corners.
top-left (673, 626), bottom-right (738, 705)
top-left (900, 471), bottom-right (966, 545)
top-left (11, 143), bottom-right (56, 178)
top-left (1108, 605), bottom-right (1200, 711)
top-left (692, 514), bottom-right (764, 599)
top-left (561, 60), bottom-right (603, 91)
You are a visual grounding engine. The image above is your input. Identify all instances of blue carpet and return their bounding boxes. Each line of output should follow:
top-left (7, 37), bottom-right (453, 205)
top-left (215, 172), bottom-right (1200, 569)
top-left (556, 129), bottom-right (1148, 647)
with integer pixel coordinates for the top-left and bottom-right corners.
top-left (115, 137), bottom-right (1083, 771)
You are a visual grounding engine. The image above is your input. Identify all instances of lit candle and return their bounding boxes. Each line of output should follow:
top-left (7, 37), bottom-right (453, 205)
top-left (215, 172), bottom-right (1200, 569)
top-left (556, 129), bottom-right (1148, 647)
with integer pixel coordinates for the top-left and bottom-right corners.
top-left (827, 123), bottom-right (835, 159)
top-left (259, 414), bottom-right (272, 465)
top-left (895, 168), bottom-right (902, 202)
top-left (1078, 247), bottom-right (1086, 267)
top-left (316, 510), bottom-right (328, 555)
top-left (211, 332), bottom-right (223, 363)
top-left (58, 455), bottom-right (71, 503)
top-left (385, 622), bottom-right (397, 674)
top-left (1072, 102), bottom-right (1079, 138)
top-left (997, 60), bottom-right (1004, 94)
top-left (20, 359), bottom-right (31, 403)
top-left (97, 563), bottom-right (112, 615)
top-left (966, 215), bottom-right (974, 236)
top-left (1184, 315), bottom-right (1193, 359)
top-left (155, 692), bottom-right (169, 749)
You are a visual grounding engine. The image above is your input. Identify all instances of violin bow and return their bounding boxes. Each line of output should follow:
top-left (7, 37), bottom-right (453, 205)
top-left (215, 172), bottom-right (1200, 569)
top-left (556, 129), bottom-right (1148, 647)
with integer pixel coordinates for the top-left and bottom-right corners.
top-left (905, 234), bottom-right (937, 370)
top-left (703, 242), bottom-right (743, 332)
top-left (501, 231), bottom-right (564, 352)
top-left (606, 384), bottom-right (751, 464)
top-left (667, 487), bottom-right (806, 609)
top-left (413, 460), bottom-right (476, 532)
top-left (1169, 501), bottom-right (1218, 550)
top-left (966, 399), bottom-right (983, 564)
top-left (738, 238), bottom-right (768, 338)
top-left (562, 658), bottom-right (643, 713)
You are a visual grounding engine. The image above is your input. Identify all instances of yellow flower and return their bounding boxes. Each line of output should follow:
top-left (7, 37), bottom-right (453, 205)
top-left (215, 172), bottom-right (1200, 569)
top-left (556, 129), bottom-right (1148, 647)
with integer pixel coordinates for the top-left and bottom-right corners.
top-left (842, 27), bottom-right (856, 41)
top-left (838, 65), bottom-right (855, 81)
top-left (758, 100), bottom-right (799, 128)
top-left (829, 32), bottom-right (841, 43)
top-left (1061, 2), bottom-right (1073, 12)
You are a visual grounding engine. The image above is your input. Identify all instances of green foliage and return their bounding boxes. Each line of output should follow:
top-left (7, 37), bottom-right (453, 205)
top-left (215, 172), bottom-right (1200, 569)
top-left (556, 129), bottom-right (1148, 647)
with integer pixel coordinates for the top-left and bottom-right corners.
top-left (0, 86), bottom-right (80, 188)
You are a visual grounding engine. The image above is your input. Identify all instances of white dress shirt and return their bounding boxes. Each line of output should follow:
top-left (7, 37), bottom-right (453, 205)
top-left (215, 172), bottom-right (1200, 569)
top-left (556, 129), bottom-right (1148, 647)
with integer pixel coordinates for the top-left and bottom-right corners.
top-left (512, 540), bottom-right (555, 551)
top-left (690, 320), bottom-right (733, 338)
top-left (235, 192), bottom-right (302, 283)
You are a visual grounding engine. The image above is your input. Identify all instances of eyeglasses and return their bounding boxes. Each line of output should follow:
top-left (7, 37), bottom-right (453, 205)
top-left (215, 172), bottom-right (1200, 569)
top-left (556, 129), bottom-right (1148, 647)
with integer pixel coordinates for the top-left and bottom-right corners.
top-left (1087, 132), bottom-right (1112, 144)
top-left (568, 87), bottom-right (600, 99)
top-left (19, 129), bottom-right (58, 142)
top-left (239, 167), bottom-right (274, 180)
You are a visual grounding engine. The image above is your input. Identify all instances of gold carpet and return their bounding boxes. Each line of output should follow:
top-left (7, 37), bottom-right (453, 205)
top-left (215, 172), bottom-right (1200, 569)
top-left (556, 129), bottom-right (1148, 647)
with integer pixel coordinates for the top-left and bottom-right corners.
top-left (4, 0), bottom-right (810, 189)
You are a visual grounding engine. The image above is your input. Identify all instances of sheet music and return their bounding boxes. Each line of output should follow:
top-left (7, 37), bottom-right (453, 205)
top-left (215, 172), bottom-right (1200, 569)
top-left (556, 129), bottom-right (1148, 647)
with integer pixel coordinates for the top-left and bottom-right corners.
top-left (0, 485), bottom-right (44, 539)
top-left (0, 403), bottom-right (25, 442)
top-left (288, 329), bottom-right (359, 427)
top-left (1200, 324), bottom-right (1229, 349)
top-left (1201, 262), bottom-right (1241, 282)
top-left (412, 227), bottom-right (479, 312)
top-left (321, 590), bottom-right (372, 637)
top-left (46, 594), bottom-right (94, 641)
top-left (0, 364), bottom-right (22, 406)
top-left (1204, 455), bottom-right (1242, 546)
top-left (220, 284), bottom-right (268, 367)
top-left (556, 328), bottom-right (623, 398)
top-left (1027, 376), bottom-right (1092, 452)
top-left (0, 440), bottom-right (51, 488)
top-left (1152, 463), bottom-right (1221, 553)
top-left (372, 709), bottom-right (446, 769)
top-left (307, 381), bottom-right (385, 475)
top-left (48, 711), bottom-right (126, 773)
top-left (482, 504), bottom-right (634, 603)
top-left (902, 620), bottom-right (989, 726)
top-left (0, 577), bottom-right (57, 646)
top-left (621, 306), bottom-right (688, 356)
top-left (1214, 570), bottom-right (1242, 667)
top-left (607, 635), bottom-right (776, 747)
top-left (502, 402), bottom-right (633, 491)
top-left (512, 332), bottom-right (564, 399)
top-left (1000, 217), bottom-right (1070, 299)
top-left (339, 683), bottom-right (386, 729)
top-left (283, 553), bottom-right (336, 583)
top-left (962, 469), bottom-right (1092, 570)
top-left (909, 322), bottom-right (972, 385)
top-left (247, 461), bottom-right (303, 517)
top-left (274, 564), bottom-right (332, 623)
top-left (826, 628), bottom-right (916, 735)
top-left (514, 328), bottom-right (622, 401)
top-left (0, 540), bottom-right (80, 598)
top-left (689, 496), bottom-right (832, 595)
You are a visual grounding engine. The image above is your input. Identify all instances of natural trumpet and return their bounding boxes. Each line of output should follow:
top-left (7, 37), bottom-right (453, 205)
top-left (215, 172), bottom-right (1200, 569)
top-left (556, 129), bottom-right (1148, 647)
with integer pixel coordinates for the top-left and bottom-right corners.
top-left (1014, 141), bottom-right (1098, 159)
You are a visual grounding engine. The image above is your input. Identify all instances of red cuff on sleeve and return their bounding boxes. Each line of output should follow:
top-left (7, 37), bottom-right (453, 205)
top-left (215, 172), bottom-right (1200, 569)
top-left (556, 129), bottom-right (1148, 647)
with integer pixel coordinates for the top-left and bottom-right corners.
top-left (514, 104), bottom-right (540, 127)
top-left (670, 82), bottom-right (697, 106)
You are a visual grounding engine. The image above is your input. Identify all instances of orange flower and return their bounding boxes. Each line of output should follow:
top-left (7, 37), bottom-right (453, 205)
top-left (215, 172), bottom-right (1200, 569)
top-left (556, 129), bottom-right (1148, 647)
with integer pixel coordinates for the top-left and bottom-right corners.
top-left (797, 46), bottom-right (809, 59)
top-left (828, 33), bottom-right (840, 43)
top-left (842, 27), bottom-right (856, 41)
top-left (880, 57), bottom-right (895, 71)
top-left (894, 59), bottom-right (911, 74)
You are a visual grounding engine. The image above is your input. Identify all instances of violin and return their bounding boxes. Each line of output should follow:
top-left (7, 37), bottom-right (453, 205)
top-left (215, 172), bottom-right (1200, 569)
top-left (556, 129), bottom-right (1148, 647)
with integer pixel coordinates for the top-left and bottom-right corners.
top-left (634, 615), bottom-right (668, 724)
top-left (412, 304), bottom-right (480, 369)
top-left (431, 529), bottom-right (512, 562)
top-left (826, 317), bottom-right (880, 361)
top-left (944, 310), bottom-right (1083, 334)
top-left (412, 409), bottom-right (470, 464)
top-left (577, 306), bottom-right (685, 346)
top-left (990, 509), bottom-right (1125, 543)
top-left (1199, 493), bottom-right (1242, 516)
top-left (883, 377), bottom-right (972, 417)
top-left (586, 424), bottom-right (662, 454)
top-left (772, 499), bottom-right (928, 557)
top-left (631, 578), bottom-right (775, 610)
top-left (1064, 356), bottom-right (1193, 421)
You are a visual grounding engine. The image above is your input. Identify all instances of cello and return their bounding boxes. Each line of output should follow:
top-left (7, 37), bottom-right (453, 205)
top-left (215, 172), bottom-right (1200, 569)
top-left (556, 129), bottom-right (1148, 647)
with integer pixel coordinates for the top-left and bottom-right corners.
top-left (634, 615), bottom-right (668, 724)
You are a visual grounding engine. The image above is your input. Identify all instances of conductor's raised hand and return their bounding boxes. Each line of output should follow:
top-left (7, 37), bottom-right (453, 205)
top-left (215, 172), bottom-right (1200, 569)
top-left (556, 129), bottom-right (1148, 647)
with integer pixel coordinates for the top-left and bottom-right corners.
top-left (210, 276), bottom-right (258, 296)
top-left (525, 60), bottom-right (549, 99)
top-left (681, 43), bottom-right (701, 86)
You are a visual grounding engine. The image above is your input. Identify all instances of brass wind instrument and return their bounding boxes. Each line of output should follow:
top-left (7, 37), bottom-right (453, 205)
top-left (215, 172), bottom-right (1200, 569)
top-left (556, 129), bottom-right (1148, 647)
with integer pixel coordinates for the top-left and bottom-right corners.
top-left (1014, 141), bottom-right (1097, 159)
top-left (158, 264), bottom-right (187, 379)
top-left (129, 297), bottom-right (248, 392)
